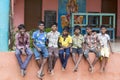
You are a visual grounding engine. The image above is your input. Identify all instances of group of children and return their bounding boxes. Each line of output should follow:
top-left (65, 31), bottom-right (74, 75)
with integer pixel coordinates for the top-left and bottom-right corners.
top-left (15, 21), bottom-right (113, 79)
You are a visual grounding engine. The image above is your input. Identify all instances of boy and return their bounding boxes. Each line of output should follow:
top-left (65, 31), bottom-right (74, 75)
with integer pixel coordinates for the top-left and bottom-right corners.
top-left (32, 21), bottom-right (49, 78)
top-left (84, 25), bottom-right (100, 73)
top-left (15, 24), bottom-right (32, 77)
top-left (59, 27), bottom-right (72, 71)
top-left (98, 25), bottom-right (113, 72)
top-left (72, 25), bottom-right (84, 72)
top-left (47, 23), bottom-right (60, 75)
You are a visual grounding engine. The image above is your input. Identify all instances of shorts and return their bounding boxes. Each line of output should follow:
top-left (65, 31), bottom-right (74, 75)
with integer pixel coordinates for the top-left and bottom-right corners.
top-left (48, 47), bottom-right (59, 57)
top-left (84, 47), bottom-right (100, 58)
top-left (72, 48), bottom-right (83, 54)
top-left (33, 47), bottom-right (49, 60)
top-left (101, 47), bottom-right (110, 58)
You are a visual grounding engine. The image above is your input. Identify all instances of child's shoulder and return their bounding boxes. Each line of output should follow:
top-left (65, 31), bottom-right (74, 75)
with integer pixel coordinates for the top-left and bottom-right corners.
top-left (79, 34), bottom-right (84, 37)
top-left (68, 35), bottom-right (72, 38)
top-left (33, 30), bottom-right (39, 34)
top-left (105, 33), bottom-right (110, 38)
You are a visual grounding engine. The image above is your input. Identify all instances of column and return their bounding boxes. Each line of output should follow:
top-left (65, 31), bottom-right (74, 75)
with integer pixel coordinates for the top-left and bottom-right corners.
top-left (0, 0), bottom-right (10, 51)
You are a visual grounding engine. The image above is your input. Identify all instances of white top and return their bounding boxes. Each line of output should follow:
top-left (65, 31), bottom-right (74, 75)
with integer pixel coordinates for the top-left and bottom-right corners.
top-left (47, 31), bottom-right (60, 48)
top-left (98, 33), bottom-right (110, 48)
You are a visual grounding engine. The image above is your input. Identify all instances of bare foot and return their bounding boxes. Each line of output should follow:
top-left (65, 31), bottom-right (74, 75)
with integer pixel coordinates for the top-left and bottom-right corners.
top-left (89, 65), bottom-right (94, 73)
top-left (73, 67), bottom-right (78, 72)
top-left (47, 70), bottom-right (51, 74)
top-left (62, 67), bottom-right (65, 71)
top-left (100, 68), bottom-right (104, 73)
top-left (37, 72), bottom-right (45, 79)
top-left (103, 67), bottom-right (106, 72)
top-left (21, 69), bottom-right (26, 77)
top-left (50, 70), bottom-right (54, 76)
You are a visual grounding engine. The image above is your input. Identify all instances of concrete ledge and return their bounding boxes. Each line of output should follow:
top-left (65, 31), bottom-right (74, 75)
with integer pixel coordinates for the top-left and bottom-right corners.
top-left (0, 52), bottom-right (120, 80)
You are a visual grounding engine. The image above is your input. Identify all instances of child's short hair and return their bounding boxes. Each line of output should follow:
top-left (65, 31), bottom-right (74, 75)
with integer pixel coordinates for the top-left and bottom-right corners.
top-left (74, 25), bottom-right (81, 31)
top-left (51, 22), bottom-right (58, 27)
top-left (86, 25), bottom-right (93, 29)
top-left (63, 27), bottom-right (69, 32)
top-left (18, 24), bottom-right (25, 30)
top-left (38, 21), bottom-right (45, 26)
top-left (100, 25), bottom-right (107, 29)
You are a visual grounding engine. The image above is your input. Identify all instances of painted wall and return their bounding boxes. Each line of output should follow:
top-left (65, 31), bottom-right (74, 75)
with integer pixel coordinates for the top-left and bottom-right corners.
top-left (86, 0), bottom-right (101, 12)
top-left (58, 0), bottom-right (86, 33)
top-left (12, 0), bottom-right (120, 37)
top-left (117, 0), bottom-right (120, 37)
top-left (13, 0), bottom-right (24, 30)
top-left (0, 52), bottom-right (120, 80)
top-left (0, 0), bottom-right (10, 51)
top-left (42, 0), bottom-right (58, 21)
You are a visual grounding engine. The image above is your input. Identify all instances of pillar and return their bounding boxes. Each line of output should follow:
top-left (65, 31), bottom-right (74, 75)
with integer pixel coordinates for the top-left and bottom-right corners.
top-left (0, 0), bottom-right (10, 51)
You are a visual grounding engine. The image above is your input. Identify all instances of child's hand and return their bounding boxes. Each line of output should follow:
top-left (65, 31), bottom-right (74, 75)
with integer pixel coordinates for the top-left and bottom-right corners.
top-left (21, 49), bottom-right (26, 56)
top-left (60, 48), bottom-right (64, 50)
top-left (37, 48), bottom-right (41, 52)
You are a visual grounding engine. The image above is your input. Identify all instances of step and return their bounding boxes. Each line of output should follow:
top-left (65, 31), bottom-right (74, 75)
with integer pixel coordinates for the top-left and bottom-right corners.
top-left (0, 52), bottom-right (119, 80)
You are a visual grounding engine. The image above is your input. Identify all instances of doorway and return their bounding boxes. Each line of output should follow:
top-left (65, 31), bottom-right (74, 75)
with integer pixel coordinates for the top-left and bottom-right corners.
top-left (24, 0), bottom-right (42, 31)
top-left (101, 0), bottom-right (117, 37)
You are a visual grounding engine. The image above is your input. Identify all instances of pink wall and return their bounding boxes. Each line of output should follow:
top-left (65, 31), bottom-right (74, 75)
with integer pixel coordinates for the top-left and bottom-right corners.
top-left (13, 0), bottom-right (24, 30)
top-left (42, 0), bottom-right (58, 22)
top-left (86, 0), bottom-right (101, 12)
top-left (117, 0), bottom-right (120, 37)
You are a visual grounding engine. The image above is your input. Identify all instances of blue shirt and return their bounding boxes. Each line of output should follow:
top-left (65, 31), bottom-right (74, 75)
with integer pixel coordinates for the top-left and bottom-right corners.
top-left (32, 30), bottom-right (47, 47)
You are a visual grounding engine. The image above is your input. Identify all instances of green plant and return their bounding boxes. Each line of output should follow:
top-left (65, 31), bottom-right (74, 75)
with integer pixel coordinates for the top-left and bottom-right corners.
top-left (29, 29), bottom-right (36, 48)
top-left (45, 27), bottom-right (51, 33)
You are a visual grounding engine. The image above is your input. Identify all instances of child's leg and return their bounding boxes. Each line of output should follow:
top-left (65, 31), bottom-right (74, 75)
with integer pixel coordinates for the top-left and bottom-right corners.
top-left (38, 58), bottom-right (47, 78)
top-left (38, 47), bottom-right (49, 78)
top-left (63, 48), bottom-right (70, 69)
top-left (73, 48), bottom-right (83, 72)
top-left (48, 47), bottom-right (54, 73)
top-left (33, 48), bottom-right (42, 68)
top-left (103, 47), bottom-right (110, 71)
top-left (72, 48), bottom-right (77, 65)
top-left (103, 57), bottom-right (108, 71)
top-left (73, 54), bottom-right (83, 72)
top-left (101, 47), bottom-right (109, 72)
top-left (92, 48), bottom-right (100, 67)
top-left (84, 49), bottom-right (93, 72)
top-left (52, 48), bottom-right (59, 70)
top-left (59, 49), bottom-right (65, 68)
top-left (100, 57), bottom-right (105, 72)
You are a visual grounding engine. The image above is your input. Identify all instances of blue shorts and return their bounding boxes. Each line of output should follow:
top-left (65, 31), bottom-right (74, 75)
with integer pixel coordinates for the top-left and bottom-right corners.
top-left (72, 48), bottom-right (83, 54)
top-left (33, 47), bottom-right (49, 60)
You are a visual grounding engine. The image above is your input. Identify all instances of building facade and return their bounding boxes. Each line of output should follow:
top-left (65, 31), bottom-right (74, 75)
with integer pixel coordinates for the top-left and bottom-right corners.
top-left (0, 0), bottom-right (120, 51)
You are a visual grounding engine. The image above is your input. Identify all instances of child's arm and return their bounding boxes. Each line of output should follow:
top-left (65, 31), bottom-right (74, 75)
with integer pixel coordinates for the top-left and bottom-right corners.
top-left (66, 36), bottom-right (72, 48)
top-left (108, 40), bottom-right (113, 54)
top-left (58, 36), bottom-right (64, 49)
top-left (33, 39), bottom-right (41, 52)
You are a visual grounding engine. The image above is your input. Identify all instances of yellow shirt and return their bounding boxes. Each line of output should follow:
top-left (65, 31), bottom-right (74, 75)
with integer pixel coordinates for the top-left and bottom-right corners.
top-left (59, 35), bottom-right (72, 47)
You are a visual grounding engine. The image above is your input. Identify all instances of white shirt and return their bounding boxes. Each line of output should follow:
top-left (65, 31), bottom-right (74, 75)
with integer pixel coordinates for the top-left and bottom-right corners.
top-left (98, 33), bottom-right (110, 48)
top-left (47, 31), bottom-right (60, 48)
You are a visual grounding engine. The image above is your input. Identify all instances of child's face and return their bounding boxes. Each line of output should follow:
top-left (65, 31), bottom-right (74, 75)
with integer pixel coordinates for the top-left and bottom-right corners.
top-left (20, 28), bottom-right (25, 35)
top-left (51, 25), bottom-right (57, 31)
top-left (38, 24), bottom-right (44, 31)
top-left (75, 29), bottom-right (80, 34)
top-left (101, 27), bottom-right (107, 34)
top-left (63, 30), bottom-right (68, 35)
top-left (86, 27), bottom-right (92, 34)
